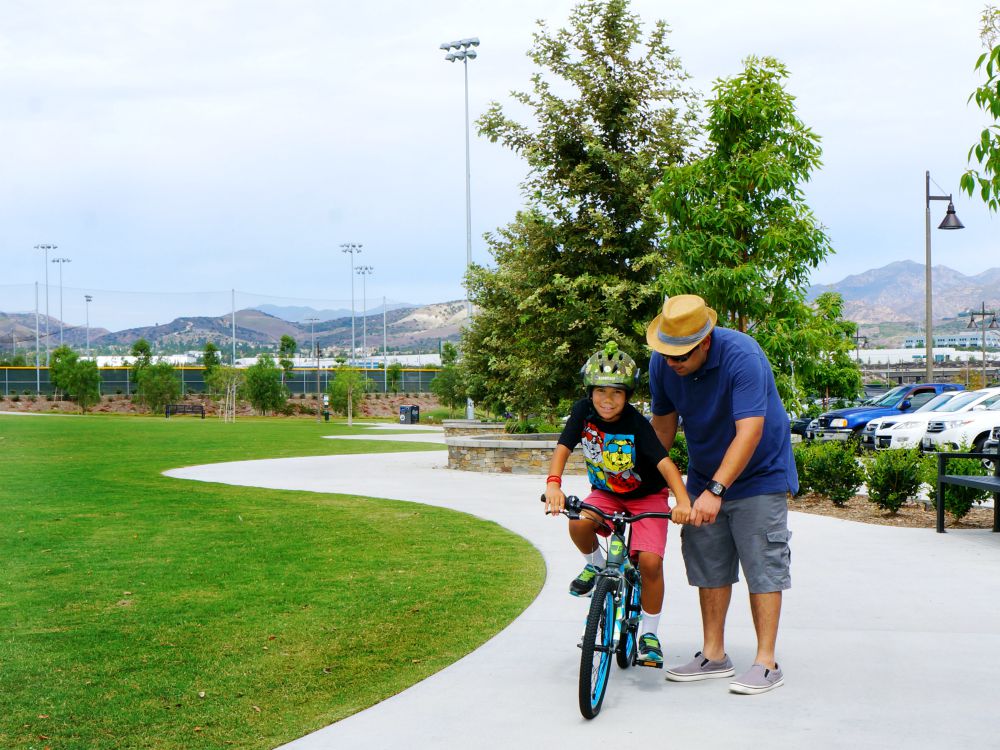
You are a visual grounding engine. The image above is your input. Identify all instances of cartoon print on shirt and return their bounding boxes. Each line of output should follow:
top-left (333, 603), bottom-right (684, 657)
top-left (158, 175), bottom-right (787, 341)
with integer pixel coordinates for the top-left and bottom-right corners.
top-left (581, 420), bottom-right (641, 493)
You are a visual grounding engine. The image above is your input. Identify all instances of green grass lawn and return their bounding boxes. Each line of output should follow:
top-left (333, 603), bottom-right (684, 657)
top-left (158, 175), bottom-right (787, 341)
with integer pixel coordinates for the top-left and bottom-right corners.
top-left (0, 415), bottom-right (545, 749)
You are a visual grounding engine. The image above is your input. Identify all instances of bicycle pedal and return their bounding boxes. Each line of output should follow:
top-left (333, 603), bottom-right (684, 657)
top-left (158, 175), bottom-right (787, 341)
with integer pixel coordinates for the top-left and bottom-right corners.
top-left (635, 659), bottom-right (664, 669)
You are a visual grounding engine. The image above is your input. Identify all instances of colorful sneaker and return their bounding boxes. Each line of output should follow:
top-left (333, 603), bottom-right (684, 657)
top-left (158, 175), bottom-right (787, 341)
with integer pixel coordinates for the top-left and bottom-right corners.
top-left (729, 663), bottom-right (784, 695)
top-left (636, 632), bottom-right (663, 664)
top-left (569, 564), bottom-right (599, 597)
top-left (665, 651), bottom-right (735, 682)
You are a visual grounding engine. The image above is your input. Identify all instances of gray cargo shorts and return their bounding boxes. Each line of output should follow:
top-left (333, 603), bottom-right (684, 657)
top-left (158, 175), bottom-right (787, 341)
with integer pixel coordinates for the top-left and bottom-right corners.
top-left (680, 492), bottom-right (791, 593)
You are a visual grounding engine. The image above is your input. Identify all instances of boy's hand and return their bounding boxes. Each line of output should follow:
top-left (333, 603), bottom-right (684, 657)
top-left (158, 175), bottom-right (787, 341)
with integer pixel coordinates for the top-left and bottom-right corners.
top-left (544, 485), bottom-right (566, 515)
top-left (671, 503), bottom-right (692, 525)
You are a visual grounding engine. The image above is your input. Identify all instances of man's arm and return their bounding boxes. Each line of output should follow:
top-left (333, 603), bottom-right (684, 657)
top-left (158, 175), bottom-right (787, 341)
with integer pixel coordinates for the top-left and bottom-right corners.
top-left (650, 412), bottom-right (679, 452)
top-left (689, 415), bottom-right (764, 526)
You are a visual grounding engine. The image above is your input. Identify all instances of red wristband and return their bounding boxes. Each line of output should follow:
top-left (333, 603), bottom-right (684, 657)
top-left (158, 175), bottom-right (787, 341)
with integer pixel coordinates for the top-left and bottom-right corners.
top-left (546, 475), bottom-right (562, 486)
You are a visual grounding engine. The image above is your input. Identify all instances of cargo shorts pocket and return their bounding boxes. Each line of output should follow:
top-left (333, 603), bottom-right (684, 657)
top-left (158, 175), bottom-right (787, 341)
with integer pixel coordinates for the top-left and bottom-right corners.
top-left (763, 528), bottom-right (792, 587)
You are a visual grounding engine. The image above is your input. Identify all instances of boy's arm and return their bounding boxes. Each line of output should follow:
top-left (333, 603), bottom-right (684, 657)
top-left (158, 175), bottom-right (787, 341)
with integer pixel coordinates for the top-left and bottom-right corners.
top-left (656, 455), bottom-right (691, 525)
top-left (544, 444), bottom-right (572, 516)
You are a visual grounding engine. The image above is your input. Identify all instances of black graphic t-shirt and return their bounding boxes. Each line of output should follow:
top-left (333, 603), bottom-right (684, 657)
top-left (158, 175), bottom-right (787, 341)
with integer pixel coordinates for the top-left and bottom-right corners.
top-left (557, 398), bottom-right (669, 499)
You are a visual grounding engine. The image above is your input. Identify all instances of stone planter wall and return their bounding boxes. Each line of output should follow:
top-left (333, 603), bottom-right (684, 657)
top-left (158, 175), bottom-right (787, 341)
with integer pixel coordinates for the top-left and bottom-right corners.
top-left (441, 420), bottom-right (509, 438)
top-left (446, 433), bottom-right (587, 475)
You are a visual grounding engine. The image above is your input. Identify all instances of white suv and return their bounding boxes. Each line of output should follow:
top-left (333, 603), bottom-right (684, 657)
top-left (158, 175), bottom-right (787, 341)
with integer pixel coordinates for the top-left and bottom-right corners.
top-left (876, 388), bottom-right (1000, 450)
top-left (921, 391), bottom-right (1000, 452)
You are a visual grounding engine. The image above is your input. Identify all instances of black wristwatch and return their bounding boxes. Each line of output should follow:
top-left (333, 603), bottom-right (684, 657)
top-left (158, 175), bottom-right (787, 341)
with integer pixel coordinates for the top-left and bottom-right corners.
top-left (705, 480), bottom-right (727, 498)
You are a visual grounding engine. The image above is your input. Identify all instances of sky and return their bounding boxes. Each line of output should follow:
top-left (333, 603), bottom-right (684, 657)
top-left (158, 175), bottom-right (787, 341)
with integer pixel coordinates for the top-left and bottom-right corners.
top-left (2, 0), bottom-right (997, 331)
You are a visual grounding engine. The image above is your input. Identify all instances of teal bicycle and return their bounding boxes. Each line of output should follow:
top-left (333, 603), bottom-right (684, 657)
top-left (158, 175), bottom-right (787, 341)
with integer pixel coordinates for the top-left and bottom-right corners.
top-left (543, 494), bottom-right (672, 719)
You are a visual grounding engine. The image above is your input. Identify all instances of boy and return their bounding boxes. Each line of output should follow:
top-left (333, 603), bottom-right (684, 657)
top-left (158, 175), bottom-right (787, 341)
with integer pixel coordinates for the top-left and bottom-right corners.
top-left (544, 342), bottom-right (691, 664)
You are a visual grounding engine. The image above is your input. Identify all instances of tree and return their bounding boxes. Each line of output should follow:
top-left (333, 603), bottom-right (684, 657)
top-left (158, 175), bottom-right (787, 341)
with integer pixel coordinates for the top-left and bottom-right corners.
top-left (202, 342), bottom-right (221, 378)
top-left (464, 0), bottom-right (700, 420)
top-left (130, 338), bottom-right (153, 403)
top-left (652, 56), bottom-right (846, 408)
top-left (961, 5), bottom-right (1000, 210)
top-left (49, 345), bottom-right (79, 397)
top-left (386, 362), bottom-right (403, 394)
top-left (65, 360), bottom-right (102, 412)
top-left (431, 343), bottom-right (465, 417)
top-left (137, 361), bottom-right (181, 414)
top-left (206, 366), bottom-right (244, 422)
top-left (278, 335), bottom-right (297, 386)
top-left (328, 365), bottom-right (367, 425)
top-left (242, 354), bottom-right (287, 415)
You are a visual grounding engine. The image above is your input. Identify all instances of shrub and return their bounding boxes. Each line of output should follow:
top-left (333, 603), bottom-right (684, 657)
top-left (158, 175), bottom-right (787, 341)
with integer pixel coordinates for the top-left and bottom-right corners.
top-left (11, 394), bottom-right (20, 402)
top-left (792, 442), bottom-right (812, 496)
top-left (802, 441), bottom-right (863, 507)
top-left (919, 453), bottom-right (991, 520)
top-left (506, 420), bottom-right (538, 434)
top-left (864, 448), bottom-right (923, 513)
top-left (669, 432), bottom-right (688, 475)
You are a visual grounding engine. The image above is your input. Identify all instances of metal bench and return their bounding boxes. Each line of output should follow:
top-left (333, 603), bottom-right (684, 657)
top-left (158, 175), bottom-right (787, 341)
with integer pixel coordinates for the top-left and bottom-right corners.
top-left (165, 403), bottom-right (205, 419)
top-left (935, 451), bottom-right (1000, 533)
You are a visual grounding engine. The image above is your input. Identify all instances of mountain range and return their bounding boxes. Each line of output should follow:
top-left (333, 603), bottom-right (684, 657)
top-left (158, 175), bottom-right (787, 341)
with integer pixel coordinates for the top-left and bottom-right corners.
top-left (2, 261), bottom-right (998, 354)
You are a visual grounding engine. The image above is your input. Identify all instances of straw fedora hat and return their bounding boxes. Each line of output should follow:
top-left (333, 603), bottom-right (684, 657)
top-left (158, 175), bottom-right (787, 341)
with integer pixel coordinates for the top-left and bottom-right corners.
top-left (646, 295), bottom-right (718, 356)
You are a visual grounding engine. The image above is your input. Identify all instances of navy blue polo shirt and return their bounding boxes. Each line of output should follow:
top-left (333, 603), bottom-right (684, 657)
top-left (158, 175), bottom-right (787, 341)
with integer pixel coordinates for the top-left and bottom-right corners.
top-left (649, 327), bottom-right (798, 499)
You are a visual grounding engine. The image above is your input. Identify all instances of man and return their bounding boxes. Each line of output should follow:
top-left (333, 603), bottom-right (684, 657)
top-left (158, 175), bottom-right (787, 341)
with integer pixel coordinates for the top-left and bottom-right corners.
top-left (646, 294), bottom-right (797, 695)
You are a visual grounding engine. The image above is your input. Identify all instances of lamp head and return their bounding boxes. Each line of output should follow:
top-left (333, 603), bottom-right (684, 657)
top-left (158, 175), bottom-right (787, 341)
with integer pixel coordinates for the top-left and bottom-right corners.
top-left (938, 201), bottom-right (964, 230)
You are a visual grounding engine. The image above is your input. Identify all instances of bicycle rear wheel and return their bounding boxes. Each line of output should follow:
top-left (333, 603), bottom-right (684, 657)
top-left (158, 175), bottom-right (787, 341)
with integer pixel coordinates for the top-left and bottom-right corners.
top-left (615, 571), bottom-right (642, 669)
top-left (579, 576), bottom-right (617, 719)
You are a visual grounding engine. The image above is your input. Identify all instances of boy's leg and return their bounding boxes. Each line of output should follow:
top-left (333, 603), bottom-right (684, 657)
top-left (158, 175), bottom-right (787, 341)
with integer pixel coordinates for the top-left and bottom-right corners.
top-left (567, 515), bottom-right (605, 597)
top-left (637, 551), bottom-right (664, 616)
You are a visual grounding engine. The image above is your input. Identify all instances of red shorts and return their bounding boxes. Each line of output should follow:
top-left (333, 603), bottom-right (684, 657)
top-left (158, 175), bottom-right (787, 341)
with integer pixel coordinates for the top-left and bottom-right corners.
top-left (583, 487), bottom-right (671, 558)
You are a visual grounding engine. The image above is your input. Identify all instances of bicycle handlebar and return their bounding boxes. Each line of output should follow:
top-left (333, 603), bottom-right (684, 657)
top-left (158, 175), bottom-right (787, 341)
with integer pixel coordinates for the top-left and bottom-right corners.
top-left (539, 494), bottom-right (671, 523)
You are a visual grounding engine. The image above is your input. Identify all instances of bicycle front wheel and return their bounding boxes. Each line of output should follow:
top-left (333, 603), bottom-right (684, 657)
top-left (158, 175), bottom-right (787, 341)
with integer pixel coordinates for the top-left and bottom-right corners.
top-left (616, 572), bottom-right (642, 669)
top-left (579, 576), bottom-right (617, 719)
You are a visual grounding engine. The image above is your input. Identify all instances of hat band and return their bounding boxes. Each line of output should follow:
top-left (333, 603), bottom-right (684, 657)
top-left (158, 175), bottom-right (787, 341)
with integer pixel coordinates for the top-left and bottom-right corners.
top-left (657, 318), bottom-right (713, 347)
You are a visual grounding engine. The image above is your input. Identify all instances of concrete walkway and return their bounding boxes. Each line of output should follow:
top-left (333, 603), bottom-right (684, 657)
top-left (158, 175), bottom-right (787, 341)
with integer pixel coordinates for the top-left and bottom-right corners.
top-left (165, 427), bottom-right (1000, 750)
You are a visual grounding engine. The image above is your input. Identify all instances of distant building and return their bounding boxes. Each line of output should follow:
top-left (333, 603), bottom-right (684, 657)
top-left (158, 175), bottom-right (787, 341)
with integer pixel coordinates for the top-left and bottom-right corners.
top-left (904, 331), bottom-right (1000, 348)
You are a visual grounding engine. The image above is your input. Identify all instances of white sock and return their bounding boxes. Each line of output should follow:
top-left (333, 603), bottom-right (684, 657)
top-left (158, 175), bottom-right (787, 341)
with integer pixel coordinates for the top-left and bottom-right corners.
top-left (585, 546), bottom-right (606, 568)
top-left (641, 610), bottom-right (661, 637)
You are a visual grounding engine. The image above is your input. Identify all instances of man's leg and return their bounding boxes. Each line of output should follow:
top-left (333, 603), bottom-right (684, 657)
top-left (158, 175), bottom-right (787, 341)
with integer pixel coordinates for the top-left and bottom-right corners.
top-left (749, 591), bottom-right (781, 669)
top-left (699, 585), bottom-right (732, 662)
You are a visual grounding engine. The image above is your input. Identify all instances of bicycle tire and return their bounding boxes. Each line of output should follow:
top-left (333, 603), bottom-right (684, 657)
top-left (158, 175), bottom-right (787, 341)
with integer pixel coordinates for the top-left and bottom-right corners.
top-left (579, 576), bottom-right (617, 719)
top-left (615, 570), bottom-right (642, 669)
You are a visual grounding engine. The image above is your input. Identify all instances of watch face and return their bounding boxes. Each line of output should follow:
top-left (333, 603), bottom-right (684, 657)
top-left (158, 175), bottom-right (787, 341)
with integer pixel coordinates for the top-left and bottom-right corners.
top-left (707, 481), bottom-right (726, 497)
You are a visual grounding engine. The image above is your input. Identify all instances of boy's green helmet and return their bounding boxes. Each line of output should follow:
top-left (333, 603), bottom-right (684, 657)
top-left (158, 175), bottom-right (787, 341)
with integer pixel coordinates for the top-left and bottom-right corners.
top-left (581, 342), bottom-right (640, 393)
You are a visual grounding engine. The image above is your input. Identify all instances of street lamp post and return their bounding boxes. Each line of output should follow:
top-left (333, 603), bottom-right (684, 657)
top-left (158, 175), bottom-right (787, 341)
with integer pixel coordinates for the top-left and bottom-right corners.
top-left (442, 36), bottom-right (480, 420)
top-left (340, 243), bottom-right (362, 362)
top-left (356, 266), bottom-right (373, 362)
top-left (967, 302), bottom-right (998, 387)
top-left (852, 333), bottom-right (868, 365)
top-left (52, 257), bottom-right (71, 346)
top-left (924, 171), bottom-right (965, 383)
top-left (85, 295), bottom-right (93, 358)
top-left (34, 244), bottom-right (56, 363)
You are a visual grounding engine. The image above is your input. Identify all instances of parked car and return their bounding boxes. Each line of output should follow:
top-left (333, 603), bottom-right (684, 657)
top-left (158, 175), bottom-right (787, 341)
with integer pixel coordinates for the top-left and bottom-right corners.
top-left (789, 415), bottom-right (813, 438)
top-left (869, 389), bottom-right (1000, 450)
top-left (982, 424), bottom-right (1000, 458)
top-left (859, 390), bottom-right (965, 450)
top-left (812, 383), bottom-right (964, 443)
top-left (920, 397), bottom-right (1000, 453)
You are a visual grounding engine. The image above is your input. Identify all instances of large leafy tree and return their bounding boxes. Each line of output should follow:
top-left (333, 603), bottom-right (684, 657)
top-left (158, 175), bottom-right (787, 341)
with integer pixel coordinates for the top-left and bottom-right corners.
top-left (463, 0), bottom-right (700, 419)
top-left (137, 361), bottom-right (181, 414)
top-left (430, 342), bottom-right (466, 416)
top-left (242, 354), bottom-right (287, 415)
top-left (652, 56), bottom-right (849, 407)
top-left (278, 335), bottom-right (297, 385)
top-left (961, 5), bottom-right (1000, 210)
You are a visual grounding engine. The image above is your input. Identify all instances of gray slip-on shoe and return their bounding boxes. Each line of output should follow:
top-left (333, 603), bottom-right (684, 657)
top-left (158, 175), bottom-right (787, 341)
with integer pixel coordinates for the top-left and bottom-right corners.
top-left (665, 651), bottom-right (735, 682)
top-left (729, 663), bottom-right (784, 694)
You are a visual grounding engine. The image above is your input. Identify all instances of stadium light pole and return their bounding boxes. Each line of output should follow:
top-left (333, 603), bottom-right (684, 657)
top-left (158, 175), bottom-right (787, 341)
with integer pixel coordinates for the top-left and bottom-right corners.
top-left (924, 171), bottom-right (964, 383)
top-left (340, 243), bottom-right (362, 362)
top-left (85, 295), bottom-right (93, 358)
top-left (441, 36), bottom-right (479, 419)
top-left (357, 265), bottom-right (373, 362)
top-left (34, 244), bottom-right (56, 363)
top-left (52, 257), bottom-right (70, 346)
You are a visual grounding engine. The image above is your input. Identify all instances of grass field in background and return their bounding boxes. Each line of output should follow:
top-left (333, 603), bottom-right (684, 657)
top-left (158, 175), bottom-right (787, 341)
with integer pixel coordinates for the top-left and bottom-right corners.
top-left (0, 415), bottom-right (545, 749)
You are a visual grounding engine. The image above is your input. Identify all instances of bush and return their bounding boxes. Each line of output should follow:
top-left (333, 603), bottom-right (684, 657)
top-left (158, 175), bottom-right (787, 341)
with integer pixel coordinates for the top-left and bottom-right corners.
top-left (792, 442), bottom-right (812, 496)
top-left (11, 394), bottom-right (20, 402)
top-left (669, 432), bottom-right (688, 475)
top-left (919, 453), bottom-right (991, 520)
top-left (506, 420), bottom-right (538, 434)
top-left (864, 449), bottom-right (923, 513)
top-left (800, 441), bottom-right (863, 507)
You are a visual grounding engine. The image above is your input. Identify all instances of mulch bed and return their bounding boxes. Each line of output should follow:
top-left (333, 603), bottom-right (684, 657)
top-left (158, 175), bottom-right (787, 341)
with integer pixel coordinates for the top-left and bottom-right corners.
top-left (790, 492), bottom-right (996, 530)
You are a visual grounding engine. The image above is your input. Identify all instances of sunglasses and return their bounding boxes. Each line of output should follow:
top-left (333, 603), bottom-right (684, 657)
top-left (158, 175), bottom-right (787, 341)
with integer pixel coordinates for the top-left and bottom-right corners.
top-left (665, 344), bottom-right (700, 363)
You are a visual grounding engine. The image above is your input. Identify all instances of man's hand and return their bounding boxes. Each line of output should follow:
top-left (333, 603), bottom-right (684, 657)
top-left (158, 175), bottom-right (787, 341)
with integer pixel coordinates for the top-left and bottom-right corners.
top-left (544, 485), bottom-right (566, 515)
top-left (688, 490), bottom-right (722, 526)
